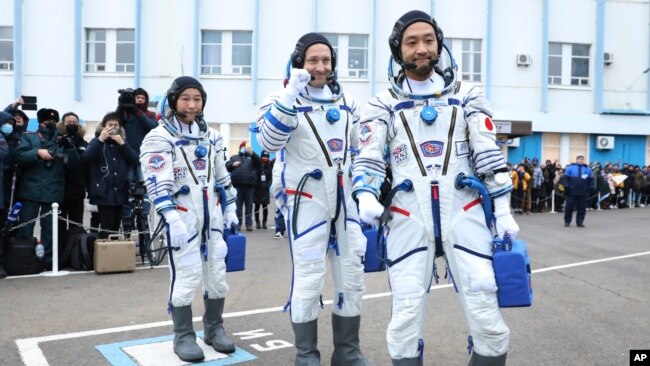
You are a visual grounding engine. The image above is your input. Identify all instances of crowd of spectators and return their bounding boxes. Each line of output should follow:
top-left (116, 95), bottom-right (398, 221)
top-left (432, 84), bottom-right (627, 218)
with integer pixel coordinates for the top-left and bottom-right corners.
top-left (0, 89), bottom-right (157, 277)
top-left (507, 157), bottom-right (650, 215)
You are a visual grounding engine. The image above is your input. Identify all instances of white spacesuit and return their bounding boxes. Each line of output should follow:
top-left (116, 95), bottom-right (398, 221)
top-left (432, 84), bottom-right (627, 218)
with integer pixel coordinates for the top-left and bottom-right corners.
top-left (352, 11), bottom-right (519, 366)
top-left (140, 76), bottom-right (238, 363)
top-left (256, 33), bottom-right (371, 366)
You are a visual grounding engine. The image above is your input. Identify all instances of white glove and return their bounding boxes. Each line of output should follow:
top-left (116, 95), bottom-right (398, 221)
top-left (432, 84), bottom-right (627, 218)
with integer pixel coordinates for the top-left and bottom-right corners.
top-left (223, 204), bottom-right (239, 229)
top-left (493, 195), bottom-right (519, 240)
top-left (357, 192), bottom-right (385, 226)
top-left (162, 210), bottom-right (189, 250)
top-left (279, 68), bottom-right (311, 108)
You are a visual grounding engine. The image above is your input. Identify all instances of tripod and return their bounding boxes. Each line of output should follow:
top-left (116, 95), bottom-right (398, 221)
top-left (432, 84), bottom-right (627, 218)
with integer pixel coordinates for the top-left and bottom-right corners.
top-left (130, 181), bottom-right (167, 266)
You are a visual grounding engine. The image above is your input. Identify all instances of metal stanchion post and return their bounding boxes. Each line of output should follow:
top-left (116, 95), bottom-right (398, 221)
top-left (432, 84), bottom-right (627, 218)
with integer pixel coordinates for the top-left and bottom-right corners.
top-left (550, 189), bottom-right (556, 214)
top-left (42, 202), bottom-right (69, 277)
top-left (597, 192), bottom-right (602, 211)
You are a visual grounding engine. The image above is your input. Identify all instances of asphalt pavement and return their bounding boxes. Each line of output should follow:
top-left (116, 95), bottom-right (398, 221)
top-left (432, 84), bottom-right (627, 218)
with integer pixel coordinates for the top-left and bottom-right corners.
top-left (1, 206), bottom-right (649, 365)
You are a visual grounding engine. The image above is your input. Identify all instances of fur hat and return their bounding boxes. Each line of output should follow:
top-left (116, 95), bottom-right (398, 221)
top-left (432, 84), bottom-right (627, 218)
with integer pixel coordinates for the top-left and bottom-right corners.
top-left (37, 108), bottom-right (59, 123)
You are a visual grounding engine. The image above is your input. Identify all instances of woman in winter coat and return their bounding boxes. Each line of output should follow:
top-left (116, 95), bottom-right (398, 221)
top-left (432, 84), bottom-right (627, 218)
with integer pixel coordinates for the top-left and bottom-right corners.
top-left (83, 112), bottom-right (139, 238)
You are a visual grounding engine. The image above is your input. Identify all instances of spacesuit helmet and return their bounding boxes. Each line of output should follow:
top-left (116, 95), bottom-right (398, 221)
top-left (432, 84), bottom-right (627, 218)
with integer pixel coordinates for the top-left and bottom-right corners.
top-left (166, 76), bottom-right (207, 112)
top-left (389, 10), bottom-right (444, 67)
top-left (290, 32), bottom-right (337, 72)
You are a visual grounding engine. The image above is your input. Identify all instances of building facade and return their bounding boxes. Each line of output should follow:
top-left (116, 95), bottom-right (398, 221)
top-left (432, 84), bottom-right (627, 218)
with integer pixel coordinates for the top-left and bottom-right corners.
top-left (1, 0), bottom-right (649, 165)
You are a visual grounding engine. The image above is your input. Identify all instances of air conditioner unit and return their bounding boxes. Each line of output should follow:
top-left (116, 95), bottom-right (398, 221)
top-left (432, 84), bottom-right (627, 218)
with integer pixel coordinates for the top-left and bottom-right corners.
top-left (517, 54), bottom-right (531, 67)
top-left (596, 135), bottom-right (615, 150)
top-left (603, 52), bottom-right (614, 65)
top-left (506, 138), bottom-right (520, 147)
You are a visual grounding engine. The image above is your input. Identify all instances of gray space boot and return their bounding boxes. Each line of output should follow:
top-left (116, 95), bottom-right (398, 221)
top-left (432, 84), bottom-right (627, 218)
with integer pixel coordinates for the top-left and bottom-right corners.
top-left (203, 298), bottom-right (236, 353)
top-left (291, 319), bottom-right (320, 366)
top-left (391, 357), bottom-right (423, 366)
top-left (171, 305), bottom-right (205, 362)
top-left (331, 314), bottom-right (372, 366)
top-left (468, 352), bottom-right (507, 366)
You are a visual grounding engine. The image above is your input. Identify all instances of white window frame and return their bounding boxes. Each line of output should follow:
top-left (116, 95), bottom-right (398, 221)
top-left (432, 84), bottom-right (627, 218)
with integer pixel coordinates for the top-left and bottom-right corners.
top-left (85, 28), bottom-right (135, 74)
top-left (0, 26), bottom-right (14, 71)
top-left (200, 30), bottom-right (252, 76)
top-left (322, 33), bottom-right (369, 79)
top-left (446, 38), bottom-right (483, 83)
top-left (548, 42), bottom-right (591, 87)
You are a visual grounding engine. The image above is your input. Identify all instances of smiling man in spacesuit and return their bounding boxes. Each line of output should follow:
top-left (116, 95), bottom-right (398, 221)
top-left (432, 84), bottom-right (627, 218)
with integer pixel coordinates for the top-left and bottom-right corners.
top-left (352, 10), bottom-right (519, 366)
top-left (140, 76), bottom-right (239, 363)
top-left (256, 33), bottom-right (371, 366)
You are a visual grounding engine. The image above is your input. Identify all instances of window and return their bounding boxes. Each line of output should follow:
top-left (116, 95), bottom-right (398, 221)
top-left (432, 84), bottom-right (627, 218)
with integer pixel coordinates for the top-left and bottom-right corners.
top-left (85, 28), bottom-right (134, 73)
top-left (0, 26), bottom-right (13, 71)
top-left (322, 33), bottom-right (369, 79)
top-left (445, 38), bottom-right (482, 82)
top-left (201, 30), bottom-right (252, 76)
top-left (548, 42), bottom-right (590, 86)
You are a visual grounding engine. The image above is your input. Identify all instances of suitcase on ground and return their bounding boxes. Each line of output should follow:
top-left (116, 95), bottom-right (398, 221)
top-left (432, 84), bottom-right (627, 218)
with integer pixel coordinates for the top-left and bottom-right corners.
top-left (493, 238), bottom-right (533, 307)
top-left (363, 226), bottom-right (386, 273)
top-left (94, 234), bottom-right (136, 274)
top-left (223, 225), bottom-right (246, 272)
top-left (4, 236), bottom-right (43, 276)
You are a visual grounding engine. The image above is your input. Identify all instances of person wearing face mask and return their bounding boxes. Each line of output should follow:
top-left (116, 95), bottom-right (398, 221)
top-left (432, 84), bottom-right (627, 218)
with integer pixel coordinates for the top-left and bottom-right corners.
top-left (56, 112), bottom-right (88, 245)
top-left (0, 112), bottom-right (12, 278)
top-left (3, 97), bottom-right (29, 136)
top-left (13, 108), bottom-right (81, 270)
top-left (226, 141), bottom-right (261, 231)
top-left (253, 150), bottom-right (272, 230)
top-left (353, 10), bottom-right (518, 365)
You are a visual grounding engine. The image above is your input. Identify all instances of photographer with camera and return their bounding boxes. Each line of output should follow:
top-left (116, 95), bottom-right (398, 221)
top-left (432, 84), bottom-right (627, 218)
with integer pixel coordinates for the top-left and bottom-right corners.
top-left (83, 112), bottom-right (139, 239)
top-left (14, 108), bottom-right (81, 269)
top-left (115, 87), bottom-right (157, 234)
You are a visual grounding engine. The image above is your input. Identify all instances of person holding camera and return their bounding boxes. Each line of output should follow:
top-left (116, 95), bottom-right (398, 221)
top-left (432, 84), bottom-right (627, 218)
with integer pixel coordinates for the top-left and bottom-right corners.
top-left (14, 108), bottom-right (81, 269)
top-left (83, 112), bottom-right (139, 238)
top-left (0, 112), bottom-right (12, 278)
top-left (115, 88), bottom-right (158, 235)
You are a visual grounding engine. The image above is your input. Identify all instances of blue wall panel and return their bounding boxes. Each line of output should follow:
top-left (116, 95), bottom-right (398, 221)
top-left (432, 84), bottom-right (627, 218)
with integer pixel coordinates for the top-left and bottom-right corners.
top-left (507, 132), bottom-right (542, 164)
top-left (590, 135), bottom-right (646, 166)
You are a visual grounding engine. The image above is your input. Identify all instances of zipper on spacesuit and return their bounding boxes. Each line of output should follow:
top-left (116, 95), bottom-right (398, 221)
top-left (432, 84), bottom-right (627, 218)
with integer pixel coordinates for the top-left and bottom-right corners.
top-left (418, 338), bottom-right (425, 362)
top-left (429, 165), bottom-right (444, 258)
top-left (340, 96), bottom-right (350, 166)
top-left (302, 111), bottom-right (333, 167)
top-left (441, 106), bottom-right (458, 176)
top-left (336, 159), bottom-right (347, 230)
top-left (399, 111), bottom-right (427, 176)
top-left (179, 146), bottom-right (200, 185)
top-left (201, 186), bottom-right (209, 262)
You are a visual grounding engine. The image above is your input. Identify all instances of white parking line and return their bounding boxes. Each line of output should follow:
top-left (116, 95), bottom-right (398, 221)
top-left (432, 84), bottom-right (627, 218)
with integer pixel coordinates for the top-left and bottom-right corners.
top-left (15, 250), bottom-right (650, 366)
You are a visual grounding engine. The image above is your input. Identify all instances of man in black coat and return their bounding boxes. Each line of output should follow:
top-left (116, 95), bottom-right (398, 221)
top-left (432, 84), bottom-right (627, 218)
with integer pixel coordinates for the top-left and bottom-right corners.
top-left (226, 141), bottom-right (260, 231)
top-left (254, 150), bottom-right (272, 229)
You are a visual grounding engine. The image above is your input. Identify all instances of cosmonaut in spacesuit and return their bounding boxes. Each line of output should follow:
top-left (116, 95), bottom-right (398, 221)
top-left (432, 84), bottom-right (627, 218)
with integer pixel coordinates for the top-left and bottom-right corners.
top-left (352, 10), bottom-right (520, 366)
top-left (140, 76), bottom-right (239, 362)
top-left (255, 32), bottom-right (371, 366)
